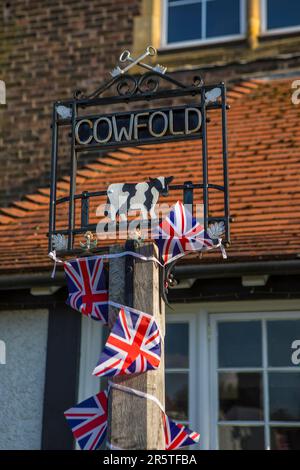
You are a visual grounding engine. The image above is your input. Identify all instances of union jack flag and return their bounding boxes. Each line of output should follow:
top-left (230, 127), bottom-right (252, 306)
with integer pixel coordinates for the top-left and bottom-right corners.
top-left (163, 414), bottom-right (200, 450)
top-left (93, 307), bottom-right (161, 377)
top-left (64, 391), bottom-right (108, 450)
top-left (64, 256), bottom-right (108, 323)
top-left (154, 201), bottom-right (215, 265)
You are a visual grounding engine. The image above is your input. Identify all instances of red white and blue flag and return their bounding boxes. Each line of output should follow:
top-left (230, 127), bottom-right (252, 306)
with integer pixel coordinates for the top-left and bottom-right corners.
top-left (155, 201), bottom-right (215, 265)
top-left (163, 414), bottom-right (200, 450)
top-left (64, 256), bottom-right (108, 324)
top-left (93, 307), bottom-right (161, 377)
top-left (64, 391), bottom-right (108, 450)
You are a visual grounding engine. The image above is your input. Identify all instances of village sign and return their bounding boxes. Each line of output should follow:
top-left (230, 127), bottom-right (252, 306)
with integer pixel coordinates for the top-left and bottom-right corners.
top-left (49, 47), bottom-right (230, 253)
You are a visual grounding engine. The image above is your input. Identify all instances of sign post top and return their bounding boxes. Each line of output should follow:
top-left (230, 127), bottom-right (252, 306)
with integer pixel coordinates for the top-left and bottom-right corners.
top-left (48, 46), bottom-right (230, 255)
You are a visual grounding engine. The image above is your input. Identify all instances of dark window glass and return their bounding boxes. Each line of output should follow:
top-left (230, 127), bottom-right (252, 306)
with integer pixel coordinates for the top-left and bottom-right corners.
top-left (267, 320), bottom-right (300, 367)
top-left (166, 372), bottom-right (188, 420)
top-left (269, 373), bottom-right (300, 421)
top-left (207, 0), bottom-right (241, 38)
top-left (267, 0), bottom-right (300, 30)
top-left (271, 427), bottom-right (300, 450)
top-left (218, 321), bottom-right (262, 368)
top-left (219, 372), bottom-right (264, 421)
top-left (165, 323), bottom-right (189, 368)
top-left (219, 426), bottom-right (264, 450)
top-left (167, 4), bottom-right (202, 43)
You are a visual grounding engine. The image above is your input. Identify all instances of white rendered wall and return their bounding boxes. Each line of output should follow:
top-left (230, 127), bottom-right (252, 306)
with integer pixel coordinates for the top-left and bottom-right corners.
top-left (0, 309), bottom-right (48, 450)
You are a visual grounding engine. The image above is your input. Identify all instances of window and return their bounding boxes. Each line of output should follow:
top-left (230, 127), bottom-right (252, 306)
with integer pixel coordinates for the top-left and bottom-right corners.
top-left (79, 306), bottom-right (300, 450)
top-left (262, 0), bottom-right (300, 34)
top-left (211, 313), bottom-right (300, 450)
top-left (163, 0), bottom-right (246, 47)
top-left (165, 321), bottom-right (190, 422)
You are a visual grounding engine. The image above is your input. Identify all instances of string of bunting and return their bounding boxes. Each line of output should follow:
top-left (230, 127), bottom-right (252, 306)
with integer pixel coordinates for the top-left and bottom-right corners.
top-left (64, 381), bottom-right (200, 450)
top-left (50, 200), bottom-right (227, 450)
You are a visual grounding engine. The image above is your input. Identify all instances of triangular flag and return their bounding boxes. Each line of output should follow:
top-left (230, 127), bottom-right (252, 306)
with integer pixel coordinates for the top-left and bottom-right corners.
top-left (93, 307), bottom-right (161, 377)
top-left (163, 414), bottom-right (200, 450)
top-left (64, 391), bottom-right (108, 450)
top-left (155, 201), bottom-right (217, 264)
top-left (64, 256), bottom-right (108, 323)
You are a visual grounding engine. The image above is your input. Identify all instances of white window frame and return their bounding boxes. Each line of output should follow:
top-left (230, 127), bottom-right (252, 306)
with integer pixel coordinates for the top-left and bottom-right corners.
top-left (78, 302), bottom-right (300, 451)
top-left (166, 313), bottom-right (198, 430)
top-left (161, 0), bottom-right (247, 50)
top-left (167, 305), bottom-right (211, 450)
top-left (78, 316), bottom-right (104, 403)
top-left (209, 310), bottom-right (300, 450)
top-left (261, 0), bottom-right (300, 36)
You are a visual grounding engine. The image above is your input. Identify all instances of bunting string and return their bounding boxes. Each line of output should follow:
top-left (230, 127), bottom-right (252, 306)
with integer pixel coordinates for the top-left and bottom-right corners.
top-left (108, 381), bottom-right (165, 413)
top-left (106, 381), bottom-right (165, 451)
top-left (48, 249), bottom-right (164, 278)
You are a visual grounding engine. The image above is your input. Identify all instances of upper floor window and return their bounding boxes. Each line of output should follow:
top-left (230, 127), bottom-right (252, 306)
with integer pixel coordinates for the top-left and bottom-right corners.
top-left (163, 0), bottom-right (246, 47)
top-left (262, 0), bottom-right (300, 34)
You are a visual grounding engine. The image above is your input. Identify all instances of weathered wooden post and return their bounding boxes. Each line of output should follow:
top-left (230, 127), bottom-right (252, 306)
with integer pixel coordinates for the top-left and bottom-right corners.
top-left (107, 243), bottom-right (165, 450)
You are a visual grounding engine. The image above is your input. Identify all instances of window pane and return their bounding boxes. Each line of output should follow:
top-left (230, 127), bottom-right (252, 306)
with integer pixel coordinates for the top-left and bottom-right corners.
top-left (218, 321), bottom-right (262, 368)
top-left (267, 319), bottom-right (300, 367)
top-left (166, 373), bottom-right (188, 420)
top-left (219, 372), bottom-right (264, 421)
top-left (207, 0), bottom-right (241, 38)
top-left (271, 427), bottom-right (300, 450)
top-left (269, 373), bottom-right (300, 421)
top-left (219, 426), bottom-right (264, 450)
top-left (168, 4), bottom-right (202, 44)
top-left (267, 0), bottom-right (300, 30)
top-left (165, 323), bottom-right (189, 368)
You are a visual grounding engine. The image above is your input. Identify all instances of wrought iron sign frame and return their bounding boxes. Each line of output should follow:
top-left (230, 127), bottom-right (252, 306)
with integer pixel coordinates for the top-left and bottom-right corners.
top-left (48, 49), bottom-right (230, 255)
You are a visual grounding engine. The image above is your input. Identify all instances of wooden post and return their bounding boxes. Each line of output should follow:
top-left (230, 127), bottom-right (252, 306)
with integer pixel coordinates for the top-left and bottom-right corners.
top-left (107, 243), bottom-right (165, 449)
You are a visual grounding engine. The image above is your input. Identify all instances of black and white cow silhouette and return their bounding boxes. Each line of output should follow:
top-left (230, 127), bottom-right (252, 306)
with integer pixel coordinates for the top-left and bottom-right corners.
top-left (106, 176), bottom-right (174, 221)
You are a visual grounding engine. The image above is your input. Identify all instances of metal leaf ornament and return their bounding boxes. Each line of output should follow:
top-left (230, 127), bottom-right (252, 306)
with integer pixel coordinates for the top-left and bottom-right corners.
top-left (56, 105), bottom-right (72, 119)
top-left (52, 234), bottom-right (68, 251)
top-left (207, 221), bottom-right (225, 240)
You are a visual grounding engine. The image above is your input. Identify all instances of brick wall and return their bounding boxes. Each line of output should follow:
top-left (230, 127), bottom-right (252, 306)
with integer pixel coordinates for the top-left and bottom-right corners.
top-left (0, 0), bottom-right (141, 207)
top-left (0, 0), bottom-right (299, 208)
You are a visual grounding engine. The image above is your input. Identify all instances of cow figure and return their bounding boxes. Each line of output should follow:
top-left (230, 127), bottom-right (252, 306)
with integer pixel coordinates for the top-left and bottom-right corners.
top-left (105, 176), bottom-right (174, 221)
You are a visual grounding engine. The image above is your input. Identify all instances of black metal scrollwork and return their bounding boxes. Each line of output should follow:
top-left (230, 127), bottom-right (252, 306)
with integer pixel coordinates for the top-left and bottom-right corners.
top-left (116, 75), bottom-right (138, 97)
top-left (73, 71), bottom-right (203, 101)
top-left (137, 72), bottom-right (160, 94)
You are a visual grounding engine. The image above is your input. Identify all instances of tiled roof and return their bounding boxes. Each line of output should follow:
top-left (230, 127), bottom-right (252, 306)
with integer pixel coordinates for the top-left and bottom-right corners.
top-left (0, 77), bottom-right (300, 275)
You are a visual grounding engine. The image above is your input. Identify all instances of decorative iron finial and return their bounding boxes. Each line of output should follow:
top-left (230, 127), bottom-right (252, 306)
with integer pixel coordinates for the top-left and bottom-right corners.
top-left (207, 221), bottom-right (225, 240)
top-left (80, 231), bottom-right (97, 251)
top-left (110, 46), bottom-right (167, 77)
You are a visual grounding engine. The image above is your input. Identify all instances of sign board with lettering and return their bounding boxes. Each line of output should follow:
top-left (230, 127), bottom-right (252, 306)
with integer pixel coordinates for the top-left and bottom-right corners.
top-left (75, 106), bottom-right (202, 149)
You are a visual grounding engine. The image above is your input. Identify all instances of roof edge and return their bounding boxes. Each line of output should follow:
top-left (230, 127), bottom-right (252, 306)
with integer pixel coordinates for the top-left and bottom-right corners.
top-left (1, 259), bottom-right (300, 290)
